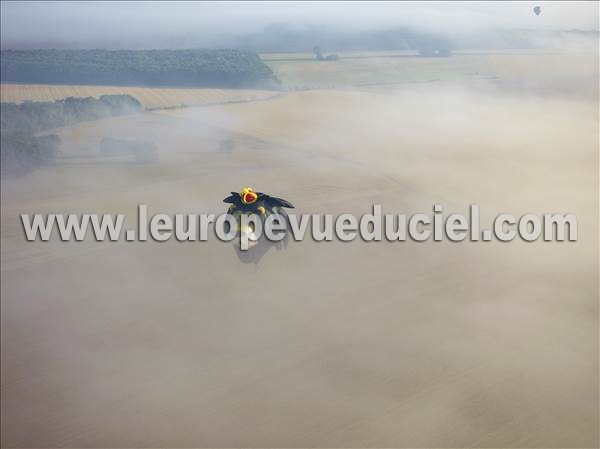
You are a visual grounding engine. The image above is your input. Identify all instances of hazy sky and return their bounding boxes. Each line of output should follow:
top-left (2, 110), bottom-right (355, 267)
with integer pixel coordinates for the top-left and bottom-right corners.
top-left (1, 1), bottom-right (598, 49)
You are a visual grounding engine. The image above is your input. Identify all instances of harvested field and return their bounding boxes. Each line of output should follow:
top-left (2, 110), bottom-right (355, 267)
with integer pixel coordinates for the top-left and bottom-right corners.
top-left (0, 83), bottom-right (280, 109)
top-left (1, 50), bottom-right (598, 447)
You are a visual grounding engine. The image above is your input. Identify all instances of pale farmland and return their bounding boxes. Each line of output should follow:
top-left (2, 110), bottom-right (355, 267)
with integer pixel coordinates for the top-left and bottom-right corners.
top-left (262, 50), bottom-right (597, 93)
top-left (1, 51), bottom-right (598, 447)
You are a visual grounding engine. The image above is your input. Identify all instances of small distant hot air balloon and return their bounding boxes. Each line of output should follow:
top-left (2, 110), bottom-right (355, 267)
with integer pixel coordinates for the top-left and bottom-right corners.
top-left (533, 6), bottom-right (542, 16)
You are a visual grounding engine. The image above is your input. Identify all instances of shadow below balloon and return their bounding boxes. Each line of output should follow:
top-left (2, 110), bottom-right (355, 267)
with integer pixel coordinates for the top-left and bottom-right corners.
top-left (231, 231), bottom-right (291, 265)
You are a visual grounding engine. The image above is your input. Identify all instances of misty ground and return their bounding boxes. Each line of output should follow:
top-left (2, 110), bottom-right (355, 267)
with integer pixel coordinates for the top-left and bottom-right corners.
top-left (1, 52), bottom-right (598, 447)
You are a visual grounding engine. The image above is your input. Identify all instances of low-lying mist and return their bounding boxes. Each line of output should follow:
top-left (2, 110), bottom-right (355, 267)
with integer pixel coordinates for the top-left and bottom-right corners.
top-left (1, 46), bottom-right (598, 447)
top-left (2, 1), bottom-right (598, 50)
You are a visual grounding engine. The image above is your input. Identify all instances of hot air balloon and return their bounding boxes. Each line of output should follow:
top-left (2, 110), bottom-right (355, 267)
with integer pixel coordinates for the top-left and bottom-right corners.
top-left (533, 6), bottom-right (541, 16)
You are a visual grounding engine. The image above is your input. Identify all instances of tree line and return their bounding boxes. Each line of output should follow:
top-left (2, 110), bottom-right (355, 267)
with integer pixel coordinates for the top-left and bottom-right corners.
top-left (1, 95), bottom-right (142, 176)
top-left (1, 49), bottom-right (279, 88)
